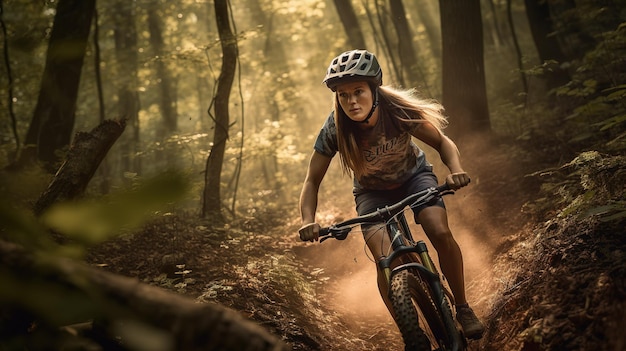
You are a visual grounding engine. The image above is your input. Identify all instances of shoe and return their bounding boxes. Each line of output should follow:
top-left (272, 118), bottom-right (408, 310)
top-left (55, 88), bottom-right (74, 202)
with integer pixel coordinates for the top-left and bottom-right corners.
top-left (456, 304), bottom-right (485, 340)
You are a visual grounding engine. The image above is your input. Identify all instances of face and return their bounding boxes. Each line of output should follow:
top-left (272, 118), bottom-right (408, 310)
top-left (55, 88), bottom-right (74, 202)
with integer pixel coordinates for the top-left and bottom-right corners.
top-left (336, 81), bottom-right (377, 125)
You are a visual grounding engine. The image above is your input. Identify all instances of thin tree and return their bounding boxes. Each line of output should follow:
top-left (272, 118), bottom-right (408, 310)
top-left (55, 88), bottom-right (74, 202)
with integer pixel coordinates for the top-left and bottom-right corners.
top-left (113, 0), bottom-right (141, 175)
top-left (147, 1), bottom-right (177, 134)
top-left (413, 0), bottom-right (442, 59)
top-left (15, 0), bottom-right (96, 171)
top-left (507, 0), bottom-right (528, 105)
top-left (147, 0), bottom-right (178, 167)
top-left (332, 0), bottom-right (367, 49)
top-left (1, 0), bottom-right (19, 160)
top-left (93, 6), bottom-right (111, 193)
top-left (389, 0), bottom-right (429, 92)
top-left (202, 0), bottom-right (238, 222)
top-left (243, 0), bottom-right (295, 200)
top-left (523, 0), bottom-right (570, 94)
top-left (439, 0), bottom-right (490, 137)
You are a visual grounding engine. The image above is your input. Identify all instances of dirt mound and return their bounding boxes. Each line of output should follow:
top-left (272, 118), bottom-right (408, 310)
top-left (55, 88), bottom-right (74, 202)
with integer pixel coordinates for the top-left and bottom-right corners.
top-left (477, 152), bottom-right (626, 351)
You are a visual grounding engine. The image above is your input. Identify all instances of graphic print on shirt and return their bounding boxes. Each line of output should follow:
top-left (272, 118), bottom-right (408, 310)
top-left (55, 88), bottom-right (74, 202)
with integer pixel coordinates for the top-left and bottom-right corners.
top-left (313, 111), bottom-right (426, 190)
top-left (358, 130), bottom-right (418, 189)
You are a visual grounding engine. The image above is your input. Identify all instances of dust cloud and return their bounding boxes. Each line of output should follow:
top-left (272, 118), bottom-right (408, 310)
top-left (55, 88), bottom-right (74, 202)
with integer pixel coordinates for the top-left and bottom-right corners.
top-left (296, 136), bottom-right (518, 343)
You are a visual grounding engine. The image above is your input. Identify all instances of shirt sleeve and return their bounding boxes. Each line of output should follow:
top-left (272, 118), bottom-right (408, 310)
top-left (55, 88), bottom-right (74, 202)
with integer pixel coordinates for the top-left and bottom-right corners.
top-left (313, 112), bottom-right (338, 158)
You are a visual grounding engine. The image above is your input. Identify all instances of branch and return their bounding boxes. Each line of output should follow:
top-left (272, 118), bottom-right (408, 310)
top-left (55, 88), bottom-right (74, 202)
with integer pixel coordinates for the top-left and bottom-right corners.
top-left (0, 240), bottom-right (290, 351)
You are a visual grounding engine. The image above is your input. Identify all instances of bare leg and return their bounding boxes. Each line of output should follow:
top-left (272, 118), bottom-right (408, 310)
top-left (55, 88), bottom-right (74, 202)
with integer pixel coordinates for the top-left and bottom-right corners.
top-left (417, 206), bottom-right (467, 305)
top-left (363, 224), bottom-right (396, 317)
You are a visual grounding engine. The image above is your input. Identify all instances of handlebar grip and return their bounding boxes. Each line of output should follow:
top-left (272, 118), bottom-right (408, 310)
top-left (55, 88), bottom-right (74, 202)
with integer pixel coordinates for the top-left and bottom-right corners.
top-left (319, 227), bottom-right (330, 237)
top-left (436, 183), bottom-right (451, 193)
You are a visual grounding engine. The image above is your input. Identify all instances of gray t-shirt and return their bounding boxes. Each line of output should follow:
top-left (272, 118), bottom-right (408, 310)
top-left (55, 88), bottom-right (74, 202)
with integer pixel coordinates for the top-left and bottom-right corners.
top-left (314, 110), bottom-right (427, 190)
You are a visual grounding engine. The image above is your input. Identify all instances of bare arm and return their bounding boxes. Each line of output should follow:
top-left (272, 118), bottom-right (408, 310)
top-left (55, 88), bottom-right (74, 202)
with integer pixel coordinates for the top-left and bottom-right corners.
top-left (298, 151), bottom-right (332, 241)
top-left (412, 122), bottom-right (470, 189)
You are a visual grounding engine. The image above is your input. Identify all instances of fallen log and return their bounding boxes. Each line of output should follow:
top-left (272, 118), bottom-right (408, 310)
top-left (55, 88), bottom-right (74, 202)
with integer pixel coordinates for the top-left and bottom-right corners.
top-left (0, 240), bottom-right (290, 351)
top-left (33, 119), bottom-right (126, 216)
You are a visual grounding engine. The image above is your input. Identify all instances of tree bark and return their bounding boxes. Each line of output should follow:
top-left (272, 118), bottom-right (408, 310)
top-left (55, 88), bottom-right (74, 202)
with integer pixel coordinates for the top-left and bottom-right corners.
top-left (413, 0), bottom-right (442, 59)
top-left (113, 0), bottom-right (141, 175)
top-left (33, 119), bottom-right (126, 216)
top-left (523, 0), bottom-right (571, 92)
top-left (202, 0), bottom-right (238, 221)
top-left (439, 0), bottom-right (491, 137)
top-left (389, 0), bottom-right (427, 90)
top-left (148, 1), bottom-right (178, 134)
top-left (18, 0), bottom-right (96, 171)
top-left (332, 0), bottom-right (367, 49)
top-left (0, 240), bottom-right (290, 351)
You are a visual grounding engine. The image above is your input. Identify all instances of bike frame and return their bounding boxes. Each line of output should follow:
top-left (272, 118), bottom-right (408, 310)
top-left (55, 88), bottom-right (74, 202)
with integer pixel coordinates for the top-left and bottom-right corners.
top-left (379, 212), bottom-right (465, 351)
top-left (318, 184), bottom-right (465, 351)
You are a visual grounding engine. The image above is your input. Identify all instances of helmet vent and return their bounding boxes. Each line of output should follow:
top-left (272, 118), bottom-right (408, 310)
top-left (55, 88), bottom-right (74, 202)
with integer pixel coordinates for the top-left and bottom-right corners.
top-left (322, 50), bottom-right (382, 90)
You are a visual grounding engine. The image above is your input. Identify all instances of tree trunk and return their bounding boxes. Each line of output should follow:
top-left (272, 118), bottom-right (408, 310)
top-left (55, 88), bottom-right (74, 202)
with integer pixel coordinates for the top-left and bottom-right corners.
top-left (113, 0), bottom-right (141, 175)
top-left (484, 0), bottom-right (506, 48)
top-left (148, 1), bottom-right (178, 134)
top-left (33, 120), bottom-right (126, 216)
top-left (332, 0), bottom-right (367, 49)
top-left (148, 1), bottom-right (179, 168)
top-left (0, 240), bottom-right (290, 351)
top-left (18, 0), bottom-right (95, 171)
top-left (389, 0), bottom-right (427, 90)
top-left (414, 0), bottom-right (442, 60)
top-left (439, 0), bottom-right (491, 137)
top-left (506, 0), bottom-right (528, 105)
top-left (523, 0), bottom-right (571, 92)
top-left (202, 0), bottom-right (238, 222)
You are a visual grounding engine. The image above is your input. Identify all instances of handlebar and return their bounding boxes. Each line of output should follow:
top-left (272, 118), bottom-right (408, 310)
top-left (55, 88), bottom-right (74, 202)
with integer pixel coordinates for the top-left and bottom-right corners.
top-left (318, 183), bottom-right (455, 243)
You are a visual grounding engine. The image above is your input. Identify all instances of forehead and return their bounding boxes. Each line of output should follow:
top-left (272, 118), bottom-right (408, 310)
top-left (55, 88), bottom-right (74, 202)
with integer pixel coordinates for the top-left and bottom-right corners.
top-left (336, 81), bottom-right (370, 93)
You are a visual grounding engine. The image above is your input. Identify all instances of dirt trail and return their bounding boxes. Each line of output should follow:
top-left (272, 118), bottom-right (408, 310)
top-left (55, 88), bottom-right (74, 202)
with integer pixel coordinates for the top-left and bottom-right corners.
top-left (288, 138), bottom-right (537, 350)
top-left (293, 188), bottom-right (511, 350)
top-left (86, 140), bottom-right (540, 350)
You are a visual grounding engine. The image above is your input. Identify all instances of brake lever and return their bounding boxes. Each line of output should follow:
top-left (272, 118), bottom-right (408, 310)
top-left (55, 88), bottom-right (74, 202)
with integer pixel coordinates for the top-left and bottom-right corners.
top-left (319, 235), bottom-right (332, 243)
top-left (318, 226), bottom-right (351, 243)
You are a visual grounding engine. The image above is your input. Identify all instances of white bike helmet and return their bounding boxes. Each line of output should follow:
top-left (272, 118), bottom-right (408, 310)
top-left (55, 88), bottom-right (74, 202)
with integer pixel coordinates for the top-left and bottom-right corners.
top-left (322, 49), bottom-right (383, 91)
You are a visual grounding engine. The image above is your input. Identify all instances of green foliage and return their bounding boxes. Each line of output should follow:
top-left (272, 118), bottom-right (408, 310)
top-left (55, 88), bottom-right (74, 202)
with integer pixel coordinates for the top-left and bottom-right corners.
top-left (553, 23), bottom-right (626, 153)
top-left (524, 151), bottom-right (626, 223)
top-left (41, 171), bottom-right (189, 247)
top-left (0, 171), bottom-right (189, 348)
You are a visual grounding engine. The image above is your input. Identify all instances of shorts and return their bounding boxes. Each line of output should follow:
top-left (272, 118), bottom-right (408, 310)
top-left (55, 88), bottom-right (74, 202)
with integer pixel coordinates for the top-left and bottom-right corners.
top-left (353, 164), bottom-right (445, 224)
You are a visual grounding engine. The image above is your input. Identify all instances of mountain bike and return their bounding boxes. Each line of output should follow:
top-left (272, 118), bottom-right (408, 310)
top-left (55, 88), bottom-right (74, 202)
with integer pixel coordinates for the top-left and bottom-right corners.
top-left (318, 183), bottom-right (466, 351)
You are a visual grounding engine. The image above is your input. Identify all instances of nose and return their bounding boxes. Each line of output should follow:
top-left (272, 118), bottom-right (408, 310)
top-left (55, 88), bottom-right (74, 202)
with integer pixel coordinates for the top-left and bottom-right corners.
top-left (348, 93), bottom-right (358, 103)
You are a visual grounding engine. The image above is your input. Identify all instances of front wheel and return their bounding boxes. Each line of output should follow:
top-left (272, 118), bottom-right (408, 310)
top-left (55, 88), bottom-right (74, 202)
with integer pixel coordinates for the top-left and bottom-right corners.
top-left (389, 269), bottom-right (456, 351)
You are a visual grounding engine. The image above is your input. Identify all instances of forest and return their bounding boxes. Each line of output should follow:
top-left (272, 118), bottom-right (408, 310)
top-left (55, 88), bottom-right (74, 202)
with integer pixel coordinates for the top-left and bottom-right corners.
top-left (0, 0), bottom-right (625, 350)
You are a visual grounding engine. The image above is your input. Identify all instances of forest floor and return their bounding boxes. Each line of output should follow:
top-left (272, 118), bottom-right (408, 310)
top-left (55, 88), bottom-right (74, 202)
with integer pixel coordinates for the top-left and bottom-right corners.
top-left (86, 140), bottom-right (626, 351)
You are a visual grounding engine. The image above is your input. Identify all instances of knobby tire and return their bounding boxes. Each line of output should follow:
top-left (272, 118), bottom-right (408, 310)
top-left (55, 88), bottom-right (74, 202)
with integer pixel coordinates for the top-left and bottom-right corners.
top-left (390, 269), bottom-right (453, 351)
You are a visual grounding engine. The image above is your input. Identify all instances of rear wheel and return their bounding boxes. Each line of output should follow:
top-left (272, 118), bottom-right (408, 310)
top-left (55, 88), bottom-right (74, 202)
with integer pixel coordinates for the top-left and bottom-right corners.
top-left (389, 269), bottom-right (453, 351)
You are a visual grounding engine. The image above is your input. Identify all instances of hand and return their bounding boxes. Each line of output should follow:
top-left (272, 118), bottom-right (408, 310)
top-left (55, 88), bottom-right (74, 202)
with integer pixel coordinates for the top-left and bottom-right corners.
top-left (446, 172), bottom-right (471, 190)
top-left (298, 222), bottom-right (320, 242)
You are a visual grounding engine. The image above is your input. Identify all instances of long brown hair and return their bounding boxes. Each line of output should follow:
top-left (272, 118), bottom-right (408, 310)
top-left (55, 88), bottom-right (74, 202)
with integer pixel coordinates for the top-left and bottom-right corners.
top-left (333, 85), bottom-right (448, 177)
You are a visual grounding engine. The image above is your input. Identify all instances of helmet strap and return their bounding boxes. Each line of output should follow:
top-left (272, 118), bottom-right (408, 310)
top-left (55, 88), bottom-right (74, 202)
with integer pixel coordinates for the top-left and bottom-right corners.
top-left (360, 87), bottom-right (379, 124)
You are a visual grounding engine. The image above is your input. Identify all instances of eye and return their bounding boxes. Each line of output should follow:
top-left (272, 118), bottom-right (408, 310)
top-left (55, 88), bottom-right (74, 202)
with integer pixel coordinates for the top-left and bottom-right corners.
top-left (354, 89), bottom-right (364, 96)
top-left (338, 92), bottom-right (348, 99)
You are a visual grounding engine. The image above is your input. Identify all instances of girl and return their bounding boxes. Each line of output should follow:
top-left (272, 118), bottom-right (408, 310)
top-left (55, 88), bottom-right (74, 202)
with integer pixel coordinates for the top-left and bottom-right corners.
top-left (298, 49), bottom-right (485, 339)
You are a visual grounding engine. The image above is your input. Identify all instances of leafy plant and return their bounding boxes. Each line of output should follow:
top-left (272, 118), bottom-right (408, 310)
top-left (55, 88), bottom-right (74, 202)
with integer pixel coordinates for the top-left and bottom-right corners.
top-left (524, 151), bottom-right (626, 223)
top-left (0, 171), bottom-right (189, 349)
